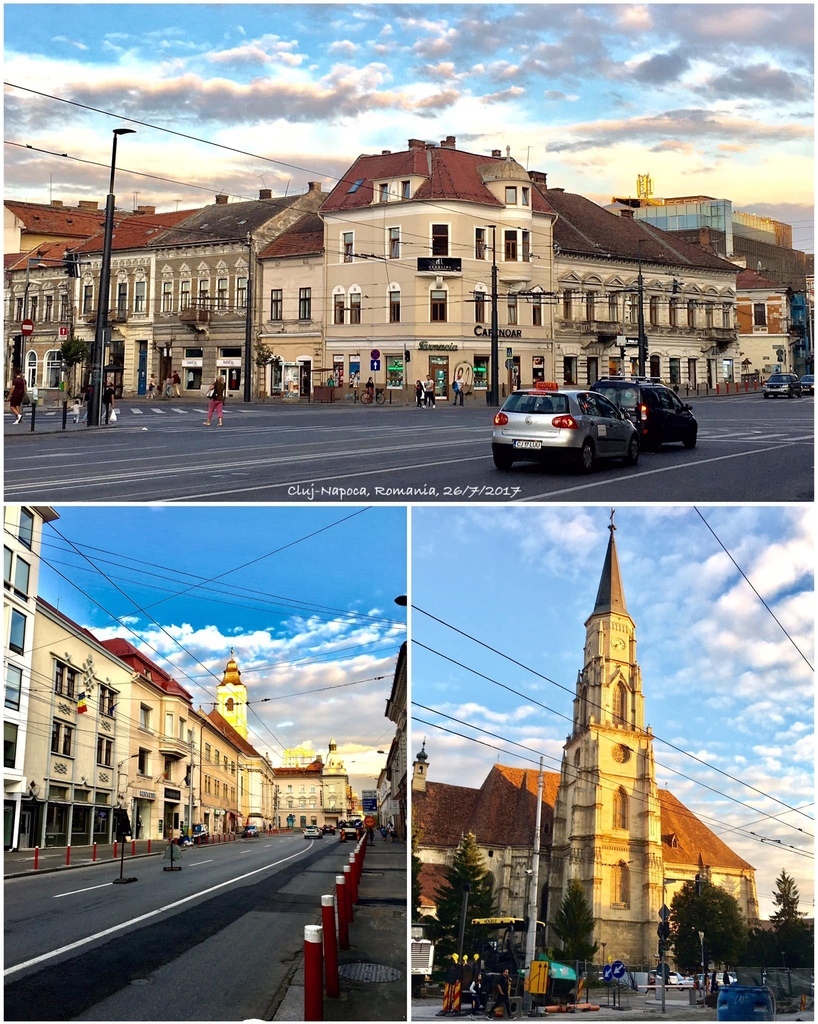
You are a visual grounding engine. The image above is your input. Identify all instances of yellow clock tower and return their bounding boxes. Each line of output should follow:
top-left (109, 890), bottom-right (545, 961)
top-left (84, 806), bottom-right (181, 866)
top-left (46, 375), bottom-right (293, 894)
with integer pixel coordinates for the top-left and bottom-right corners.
top-left (548, 512), bottom-right (664, 962)
top-left (216, 648), bottom-right (248, 740)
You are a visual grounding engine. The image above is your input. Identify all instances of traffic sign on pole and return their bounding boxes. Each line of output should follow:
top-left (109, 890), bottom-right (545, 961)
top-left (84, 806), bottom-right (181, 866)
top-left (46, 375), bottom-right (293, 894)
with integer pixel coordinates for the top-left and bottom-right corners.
top-left (21, 319), bottom-right (34, 336)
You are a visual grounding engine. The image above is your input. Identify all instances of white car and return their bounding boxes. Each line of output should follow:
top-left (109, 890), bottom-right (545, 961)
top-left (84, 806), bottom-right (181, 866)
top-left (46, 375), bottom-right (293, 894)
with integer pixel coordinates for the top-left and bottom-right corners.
top-left (303, 825), bottom-right (322, 839)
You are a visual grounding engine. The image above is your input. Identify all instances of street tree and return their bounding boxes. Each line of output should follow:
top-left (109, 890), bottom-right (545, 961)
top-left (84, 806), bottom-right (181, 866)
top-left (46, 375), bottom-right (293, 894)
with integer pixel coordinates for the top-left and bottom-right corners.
top-left (254, 341), bottom-right (275, 397)
top-left (411, 826), bottom-right (424, 922)
top-left (427, 832), bottom-right (495, 959)
top-left (551, 879), bottom-right (599, 962)
top-left (60, 335), bottom-right (89, 396)
top-left (669, 880), bottom-right (747, 971)
top-left (768, 870), bottom-right (813, 968)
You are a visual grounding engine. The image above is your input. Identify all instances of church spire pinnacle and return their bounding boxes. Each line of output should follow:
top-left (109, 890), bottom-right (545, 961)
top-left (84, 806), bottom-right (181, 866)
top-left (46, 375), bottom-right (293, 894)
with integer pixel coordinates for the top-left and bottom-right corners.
top-left (592, 509), bottom-right (628, 616)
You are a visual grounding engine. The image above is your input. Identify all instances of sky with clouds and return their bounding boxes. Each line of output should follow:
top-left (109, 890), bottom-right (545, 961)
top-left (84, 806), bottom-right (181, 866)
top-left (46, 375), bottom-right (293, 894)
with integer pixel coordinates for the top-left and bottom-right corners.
top-left (4, 3), bottom-right (813, 252)
top-left (410, 504), bottom-right (814, 920)
top-left (37, 505), bottom-right (407, 790)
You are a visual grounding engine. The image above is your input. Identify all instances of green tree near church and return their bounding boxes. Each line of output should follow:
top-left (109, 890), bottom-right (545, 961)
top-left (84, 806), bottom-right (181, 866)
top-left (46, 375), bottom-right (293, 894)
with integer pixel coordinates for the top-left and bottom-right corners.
top-left (427, 832), bottom-right (495, 959)
top-left (669, 880), bottom-right (747, 971)
top-left (551, 879), bottom-right (599, 962)
top-left (746, 870), bottom-right (813, 969)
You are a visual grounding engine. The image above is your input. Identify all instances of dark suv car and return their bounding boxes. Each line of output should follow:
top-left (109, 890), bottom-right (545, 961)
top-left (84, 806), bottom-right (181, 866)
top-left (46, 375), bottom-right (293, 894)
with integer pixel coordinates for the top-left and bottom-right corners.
top-left (590, 378), bottom-right (697, 450)
top-left (763, 373), bottom-right (802, 399)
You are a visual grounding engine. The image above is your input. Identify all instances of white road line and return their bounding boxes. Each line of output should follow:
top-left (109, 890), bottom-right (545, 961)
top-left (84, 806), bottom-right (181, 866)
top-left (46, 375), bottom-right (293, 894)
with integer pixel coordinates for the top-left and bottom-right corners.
top-left (130, 409), bottom-right (144, 415)
top-left (186, 859), bottom-right (213, 866)
top-left (520, 441), bottom-right (806, 501)
top-left (53, 881), bottom-right (114, 899)
top-left (4, 843), bottom-right (312, 977)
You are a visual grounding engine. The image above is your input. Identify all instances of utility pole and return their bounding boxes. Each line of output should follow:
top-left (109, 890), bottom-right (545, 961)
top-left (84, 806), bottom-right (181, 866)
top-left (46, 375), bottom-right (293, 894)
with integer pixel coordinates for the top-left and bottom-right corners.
top-left (523, 757), bottom-right (544, 1013)
top-left (487, 224), bottom-right (499, 406)
top-left (636, 249), bottom-right (647, 376)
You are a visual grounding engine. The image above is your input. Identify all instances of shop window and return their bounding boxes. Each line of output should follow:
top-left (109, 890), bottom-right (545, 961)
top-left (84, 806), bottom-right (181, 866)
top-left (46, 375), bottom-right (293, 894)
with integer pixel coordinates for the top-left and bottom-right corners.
top-left (430, 290), bottom-right (447, 322)
top-left (669, 358), bottom-right (681, 385)
top-left (386, 355), bottom-right (404, 389)
top-left (474, 356), bottom-right (489, 390)
top-left (532, 356), bottom-right (545, 382)
top-left (563, 356), bottom-right (577, 386)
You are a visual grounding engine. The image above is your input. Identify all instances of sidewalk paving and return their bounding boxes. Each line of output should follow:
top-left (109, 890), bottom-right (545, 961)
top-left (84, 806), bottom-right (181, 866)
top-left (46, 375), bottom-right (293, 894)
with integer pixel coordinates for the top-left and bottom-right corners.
top-left (274, 836), bottom-right (407, 1022)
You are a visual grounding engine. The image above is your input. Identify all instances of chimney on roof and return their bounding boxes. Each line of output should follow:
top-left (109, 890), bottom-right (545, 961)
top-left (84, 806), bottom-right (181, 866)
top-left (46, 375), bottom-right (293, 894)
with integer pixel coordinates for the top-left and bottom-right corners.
top-left (215, 194), bottom-right (229, 205)
top-left (408, 138), bottom-right (426, 149)
top-left (50, 200), bottom-right (64, 208)
top-left (259, 188), bottom-right (272, 200)
top-left (440, 135), bottom-right (456, 149)
top-left (307, 181), bottom-right (323, 192)
top-left (77, 201), bottom-right (99, 211)
top-left (529, 170), bottom-right (547, 188)
top-left (381, 150), bottom-right (391, 155)
top-left (491, 149), bottom-right (502, 158)
top-left (136, 205), bottom-right (156, 215)
top-left (620, 208), bottom-right (634, 220)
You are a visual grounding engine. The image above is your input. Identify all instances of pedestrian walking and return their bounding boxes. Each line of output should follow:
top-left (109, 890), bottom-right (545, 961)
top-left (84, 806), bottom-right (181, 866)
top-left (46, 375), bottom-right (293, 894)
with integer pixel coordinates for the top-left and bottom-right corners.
top-left (452, 368), bottom-right (466, 406)
top-left (171, 370), bottom-right (181, 396)
top-left (424, 375), bottom-right (436, 407)
top-left (469, 973), bottom-right (487, 1015)
top-left (147, 375), bottom-right (156, 399)
top-left (164, 376), bottom-right (173, 399)
top-left (8, 371), bottom-right (26, 423)
top-left (102, 380), bottom-right (116, 424)
top-left (365, 377), bottom-right (375, 400)
top-left (415, 379), bottom-right (425, 408)
top-left (71, 396), bottom-right (82, 423)
top-left (204, 374), bottom-right (226, 426)
top-left (486, 968), bottom-right (512, 1019)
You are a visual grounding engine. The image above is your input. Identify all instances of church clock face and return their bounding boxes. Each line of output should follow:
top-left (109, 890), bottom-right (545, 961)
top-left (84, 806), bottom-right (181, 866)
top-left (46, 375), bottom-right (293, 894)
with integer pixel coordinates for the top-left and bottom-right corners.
top-left (611, 637), bottom-right (626, 652)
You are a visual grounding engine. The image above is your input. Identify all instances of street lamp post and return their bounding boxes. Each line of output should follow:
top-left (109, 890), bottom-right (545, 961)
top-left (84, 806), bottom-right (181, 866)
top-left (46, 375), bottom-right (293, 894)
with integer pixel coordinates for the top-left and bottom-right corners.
top-left (487, 224), bottom-right (499, 406)
top-left (243, 231), bottom-right (254, 402)
top-left (636, 248), bottom-right (647, 376)
top-left (88, 127), bottom-right (135, 426)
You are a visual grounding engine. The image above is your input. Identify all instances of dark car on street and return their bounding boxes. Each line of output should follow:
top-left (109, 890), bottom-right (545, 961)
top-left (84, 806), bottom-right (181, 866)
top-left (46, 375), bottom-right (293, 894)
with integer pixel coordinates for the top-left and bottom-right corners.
top-left (762, 373), bottom-right (802, 398)
top-left (798, 374), bottom-right (814, 395)
top-left (321, 824), bottom-right (336, 835)
top-left (242, 824), bottom-right (259, 838)
top-left (590, 377), bottom-right (698, 450)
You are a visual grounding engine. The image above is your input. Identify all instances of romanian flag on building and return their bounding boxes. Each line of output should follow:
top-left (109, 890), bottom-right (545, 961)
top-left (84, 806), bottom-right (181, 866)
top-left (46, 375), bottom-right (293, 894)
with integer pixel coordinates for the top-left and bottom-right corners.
top-left (77, 692), bottom-right (88, 714)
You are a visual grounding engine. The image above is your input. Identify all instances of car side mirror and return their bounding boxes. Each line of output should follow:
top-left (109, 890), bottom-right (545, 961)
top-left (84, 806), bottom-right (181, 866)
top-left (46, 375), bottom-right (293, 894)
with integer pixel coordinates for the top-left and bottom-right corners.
top-left (684, 403), bottom-right (693, 411)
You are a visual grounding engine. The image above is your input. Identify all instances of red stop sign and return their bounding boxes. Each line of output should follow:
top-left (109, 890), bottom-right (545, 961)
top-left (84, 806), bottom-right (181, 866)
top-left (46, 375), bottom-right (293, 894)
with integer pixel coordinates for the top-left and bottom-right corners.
top-left (21, 319), bottom-right (34, 336)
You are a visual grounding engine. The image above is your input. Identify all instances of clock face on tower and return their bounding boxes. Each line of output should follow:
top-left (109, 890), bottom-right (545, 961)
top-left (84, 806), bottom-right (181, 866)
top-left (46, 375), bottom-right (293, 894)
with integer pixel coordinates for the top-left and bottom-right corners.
top-left (612, 637), bottom-right (626, 652)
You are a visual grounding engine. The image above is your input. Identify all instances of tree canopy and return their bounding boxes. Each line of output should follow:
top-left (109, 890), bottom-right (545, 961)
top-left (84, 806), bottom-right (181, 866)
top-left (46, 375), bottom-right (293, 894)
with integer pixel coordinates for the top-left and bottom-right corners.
top-left (427, 832), bottom-right (495, 959)
top-left (669, 880), bottom-right (746, 971)
top-left (551, 879), bottom-right (598, 962)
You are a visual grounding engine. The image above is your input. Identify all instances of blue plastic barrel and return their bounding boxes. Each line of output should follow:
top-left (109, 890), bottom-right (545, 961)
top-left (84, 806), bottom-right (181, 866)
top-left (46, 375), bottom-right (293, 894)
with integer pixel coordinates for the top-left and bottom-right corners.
top-left (717, 985), bottom-right (775, 1021)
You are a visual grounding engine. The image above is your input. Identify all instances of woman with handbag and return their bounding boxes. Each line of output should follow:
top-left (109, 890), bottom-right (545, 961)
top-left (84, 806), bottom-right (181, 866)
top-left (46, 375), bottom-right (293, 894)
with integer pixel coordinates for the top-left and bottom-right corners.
top-left (204, 374), bottom-right (226, 426)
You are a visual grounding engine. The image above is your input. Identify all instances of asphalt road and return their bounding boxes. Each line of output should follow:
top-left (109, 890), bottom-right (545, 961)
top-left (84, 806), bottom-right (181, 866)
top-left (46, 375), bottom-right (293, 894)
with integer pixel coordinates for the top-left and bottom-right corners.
top-left (4, 833), bottom-right (350, 1021)
top-left (4, 394), bottom-right (813, 503)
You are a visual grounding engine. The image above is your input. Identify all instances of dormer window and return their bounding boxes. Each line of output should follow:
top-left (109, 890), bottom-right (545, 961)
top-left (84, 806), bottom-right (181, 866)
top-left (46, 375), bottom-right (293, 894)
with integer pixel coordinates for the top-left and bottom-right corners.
top-left (401, 180), bottom-right (411, 199)
top-left (378, 182), bottom-right (389, 204)
top-left (505, 186), bottom-right (518, 205)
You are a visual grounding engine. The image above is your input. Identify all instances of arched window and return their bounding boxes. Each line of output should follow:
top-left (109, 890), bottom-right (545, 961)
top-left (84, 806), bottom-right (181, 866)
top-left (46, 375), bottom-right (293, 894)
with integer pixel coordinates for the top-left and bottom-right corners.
top-left (613, 683), bottom-right (628, 725)
top-left (613, 787), bottom-right (628, 830)
top-left (226, 697), bottom-right (234, 712)
top-left (44, 349), bottom-right (61, 389)
top-left (26, 351), bottom-right (38, 388)
top-left (612, 860), bottom-right (630, 906)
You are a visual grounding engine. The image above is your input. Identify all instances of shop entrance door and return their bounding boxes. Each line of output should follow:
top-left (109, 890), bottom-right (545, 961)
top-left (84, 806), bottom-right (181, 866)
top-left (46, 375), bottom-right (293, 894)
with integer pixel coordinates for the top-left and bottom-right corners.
top-left (430, 356), bottom-right (448, 399)
top-left (299, 360), bottom-right (312, 397)
top-left (137, 342), bottom-right (147, 395)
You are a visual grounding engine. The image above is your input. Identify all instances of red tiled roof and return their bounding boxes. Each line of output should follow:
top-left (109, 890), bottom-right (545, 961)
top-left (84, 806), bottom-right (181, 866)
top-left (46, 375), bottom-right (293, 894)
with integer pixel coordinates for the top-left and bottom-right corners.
top-left (322, 143), bottom-right (557, 217)
top-left (273, 761), bottom-right (325, 776)
top-left (98, 637), bottom-right (193, 701)
top-left (206, 709), bottom-right (263, 758)
top-left (258, 212), bottom-right (324, 259)
top-left (5, 200), bottom-right (108, 239)
top-left (6, 239), bottom-right (84, 271)
top-left (419, 862), bottom-right (447, 907)
top-left (73, 209), bottom-right (202, 255)
top-left (659, 789), bottom-right (754, 871)
top-left (543, 188), bottom-right (737, 273)
top-left (735, 267), bottom-right (785, 290)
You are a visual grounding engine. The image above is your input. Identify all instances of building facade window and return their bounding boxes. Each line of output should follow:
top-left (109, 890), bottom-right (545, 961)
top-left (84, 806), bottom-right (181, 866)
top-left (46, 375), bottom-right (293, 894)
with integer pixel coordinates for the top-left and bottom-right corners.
top-left (389, 289), bottom-right (401, 324)
top-left (99, 686), bottom-right (116, 717)
top-left (753, 302), bottom-right (767, 327)
top-left (389, 227), bottom-right (400, 259)
top-left (687, 300), bottom-right (696, 328)
top-left (9, 609), bottom-right (26, 655)
top-left (612, 860), bottom-right (630, 906)
top-left (430, 290), bottom-right (447, 322)
top-left (613, 683), bottom-right (628, 724)
top-left (401, 180), bottom-right (411, 199)
top-left (134, 280), bottom-right (146, 313)
top-left (722, 303), bottom-right (732, 328)
top-left (521, 230), bottom-right (530, 261)
top-left (586, 293), bottom-right (596, 321)
top-left (180, 280), bottom-right (191, 309)
top-left (217, 278), bottom-right (228, 309)
top-left (198, 279), bottom-right (209, 303)
top-left (270, 289), bottom-right (283, 321)
top-left (334, 293), bottom-right (345, 325)
top-left (608, 294), bottom-right (619, 322)
top-left (431, 224), bottom-right (449, 257)
top-left (299, 288), bottom-right (311, 321)
top-left (54, 661), bottom-right (77, 698)
top-left (669, 299), bottom-right (679, 327)
top-left (613, 788), bottom-right (628, 830)
top-left (5, 662), bottom-right (22, 711)
top-left (5, 723), bottom-right (19, 769)
top-left (51, 720), bottom-right (74, 757)
top-left (236, 277), bottom-right (247, 308)
top-left (562, 290), bottom-right (574, 320)
top-left (532, 296), bottom-right (543, 327)
top-left (474, 290), bottom-right (486, 324)
top-left (83, 285), bottom-right (93, 314)
top-left (59, 293), bottom-right (70, 320)
top-left (44, 294), bottom-right (53, 322)
top-left (343, 232), bottom-right (354, 262)
top-left (475, 228), bottom-right (486, 260)
top-left (378, 182), bottom-right (389, 203)
top-left (97, 736), bottom-right (113, 767)
top-left (649, 296), bottom-right (660, 325)
top-left (504, 230), bottom-right (518, 261)
top-left (349, 292), bottom-right (361, 325)
top-left (507, 293), bottom-right (518, 326)
top-left (521, 186), bottom-right (530, 206)
top-left (139, 704), bottom-right (152, 731)
top-left (505, 186), bottom-right (517, 204)
top-left (161, 281), bottom-right (173, 312)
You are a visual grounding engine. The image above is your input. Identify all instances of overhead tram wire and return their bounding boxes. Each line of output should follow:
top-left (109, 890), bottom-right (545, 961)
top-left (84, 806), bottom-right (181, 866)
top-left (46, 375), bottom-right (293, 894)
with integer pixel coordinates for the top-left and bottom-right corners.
top-left (694, 507), bottom-right (814, 671)
top-left (413, 605), bottom-right (814, 826)
top-left (411, 711), bottom-right (813, 860)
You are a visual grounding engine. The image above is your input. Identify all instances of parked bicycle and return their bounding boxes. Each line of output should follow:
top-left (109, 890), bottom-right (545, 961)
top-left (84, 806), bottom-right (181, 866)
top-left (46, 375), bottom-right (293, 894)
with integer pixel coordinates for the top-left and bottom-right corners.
top-left (360, 387), bottom-right (385, 405)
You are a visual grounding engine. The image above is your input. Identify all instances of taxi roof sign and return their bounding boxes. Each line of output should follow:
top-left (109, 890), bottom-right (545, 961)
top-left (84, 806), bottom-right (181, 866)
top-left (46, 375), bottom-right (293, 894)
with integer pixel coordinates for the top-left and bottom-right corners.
top-left (534, 381), bottom-right (559, 391)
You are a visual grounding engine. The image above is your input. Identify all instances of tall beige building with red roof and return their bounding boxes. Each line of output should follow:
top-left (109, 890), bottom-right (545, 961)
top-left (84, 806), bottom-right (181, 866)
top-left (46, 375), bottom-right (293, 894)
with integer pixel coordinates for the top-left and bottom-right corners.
top-left (414, 518), bottom-right (758, 964)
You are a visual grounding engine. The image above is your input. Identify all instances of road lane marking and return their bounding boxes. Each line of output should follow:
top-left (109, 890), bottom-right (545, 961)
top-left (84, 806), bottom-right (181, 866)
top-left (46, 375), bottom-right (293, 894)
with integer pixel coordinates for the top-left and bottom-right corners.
top-left (53, 882), bottom-right (114, 898)
top-left (186, 859), bottom-right (213, 866)
top-left (4, 843), bottom-right (313, 977)
top-left (520, 441), bottom-right (807, 500)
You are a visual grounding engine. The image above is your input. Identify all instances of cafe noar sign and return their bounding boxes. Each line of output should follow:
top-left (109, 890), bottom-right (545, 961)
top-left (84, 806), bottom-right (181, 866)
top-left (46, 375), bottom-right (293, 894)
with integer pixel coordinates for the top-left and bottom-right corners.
top-left (417, 257), bottom-right (462, 273)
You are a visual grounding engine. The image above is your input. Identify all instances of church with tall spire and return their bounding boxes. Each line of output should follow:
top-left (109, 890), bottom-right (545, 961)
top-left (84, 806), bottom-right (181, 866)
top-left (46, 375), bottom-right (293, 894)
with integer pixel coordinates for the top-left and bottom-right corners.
top-left (413, 513), bottom-right (759, 964)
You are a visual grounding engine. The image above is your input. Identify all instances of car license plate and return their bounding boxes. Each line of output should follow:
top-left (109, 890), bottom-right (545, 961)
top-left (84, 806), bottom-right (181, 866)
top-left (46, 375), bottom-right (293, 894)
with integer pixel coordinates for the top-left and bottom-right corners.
top-left (512, 439), bottom-right (542, 449)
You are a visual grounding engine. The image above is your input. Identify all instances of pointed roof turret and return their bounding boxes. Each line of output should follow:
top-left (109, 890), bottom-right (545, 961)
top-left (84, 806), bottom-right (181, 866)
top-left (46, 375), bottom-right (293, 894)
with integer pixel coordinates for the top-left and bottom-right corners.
top-left (592, 510), bottom-right (628, 616)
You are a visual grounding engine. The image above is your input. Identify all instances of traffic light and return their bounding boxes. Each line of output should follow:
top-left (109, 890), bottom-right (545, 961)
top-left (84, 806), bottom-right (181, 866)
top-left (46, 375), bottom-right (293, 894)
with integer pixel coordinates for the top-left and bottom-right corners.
top-left (657, 921), bottom-right (670, 941)
top-left (63, 253), bottom-right (81, 278)
top-left (113, 807), bottom-right (132, 841)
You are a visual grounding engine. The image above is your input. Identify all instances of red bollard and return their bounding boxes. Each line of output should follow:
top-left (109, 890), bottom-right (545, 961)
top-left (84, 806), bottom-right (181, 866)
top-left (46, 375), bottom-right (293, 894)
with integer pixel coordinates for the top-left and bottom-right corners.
top-left (65, 845), bottom-right (71, 866)
top-left (147, 839), bottom-right (152, 854)
top-left (335, 874), bottom-right (350, 950)
top-left (113, 841), bottom-right (118, 859)
top-left (321, 895), bottom-right (340, 998)
top-left (33, 846), bottom-right (39, 870)
top-left (348, 852), bottom-right (359, 903)
top-left (343, 864), bottom-right (354, 921)
top-left (304, 924), bottom-right (324, 1021)
top-left (716, 383), bottom-right (721, 395)
top-left (92, 842), bottom-right (97, 862)
top-left (131, 840), bottom-right (136, 856)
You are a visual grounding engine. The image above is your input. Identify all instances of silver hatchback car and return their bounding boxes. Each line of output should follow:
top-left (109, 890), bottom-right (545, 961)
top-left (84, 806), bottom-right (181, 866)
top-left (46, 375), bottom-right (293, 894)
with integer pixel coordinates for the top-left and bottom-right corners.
top-left (492, 387), bottom-right (639, 472)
